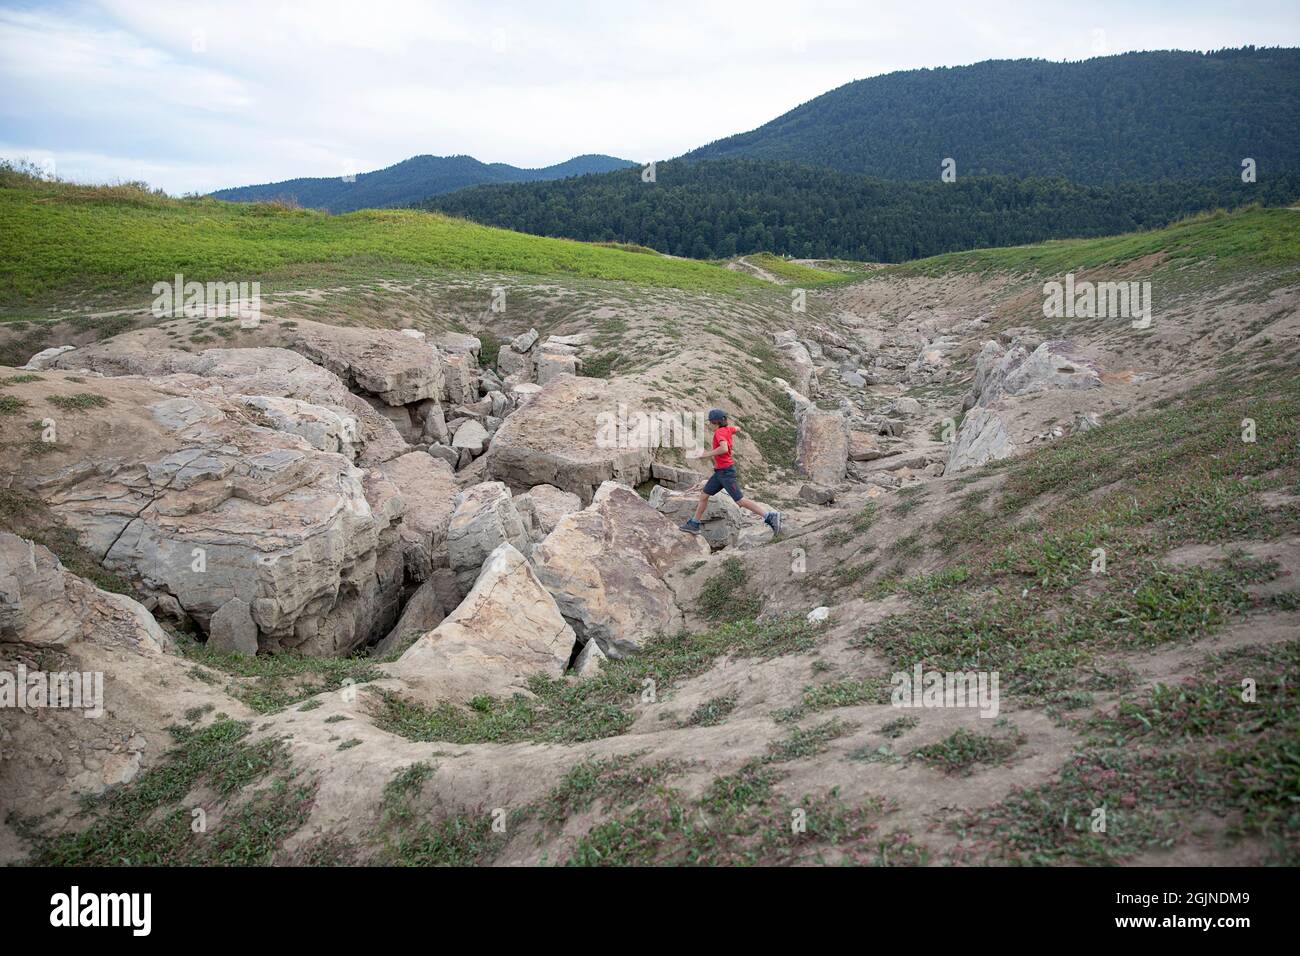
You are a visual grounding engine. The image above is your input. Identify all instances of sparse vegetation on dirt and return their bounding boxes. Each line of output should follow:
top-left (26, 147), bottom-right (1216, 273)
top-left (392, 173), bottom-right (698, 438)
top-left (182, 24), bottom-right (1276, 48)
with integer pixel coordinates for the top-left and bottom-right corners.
top-left (11, 719), bottom-right (314, 866)
top-left (950, 641), bottom-right (1299, 864)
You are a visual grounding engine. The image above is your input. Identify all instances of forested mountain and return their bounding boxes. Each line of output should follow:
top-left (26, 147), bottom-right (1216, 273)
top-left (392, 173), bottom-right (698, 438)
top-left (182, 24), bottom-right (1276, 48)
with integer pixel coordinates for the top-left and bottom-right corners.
top-left (210, 153), bottom-right (635, 213)
top-left (425, 158), bottom-right (1300, 262)
top-left (685, 49), bottom-right (1300, 184)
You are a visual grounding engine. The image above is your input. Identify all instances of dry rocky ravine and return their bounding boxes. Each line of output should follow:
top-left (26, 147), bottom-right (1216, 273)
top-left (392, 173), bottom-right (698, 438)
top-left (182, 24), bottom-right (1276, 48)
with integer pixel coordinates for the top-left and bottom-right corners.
top-left (1, 262), bottom-right (1296, 866)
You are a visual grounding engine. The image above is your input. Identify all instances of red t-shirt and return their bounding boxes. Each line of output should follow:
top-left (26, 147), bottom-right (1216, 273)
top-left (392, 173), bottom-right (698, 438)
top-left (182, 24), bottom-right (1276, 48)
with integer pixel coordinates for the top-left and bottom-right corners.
top-left (712, 425), bottom-right (738, 468)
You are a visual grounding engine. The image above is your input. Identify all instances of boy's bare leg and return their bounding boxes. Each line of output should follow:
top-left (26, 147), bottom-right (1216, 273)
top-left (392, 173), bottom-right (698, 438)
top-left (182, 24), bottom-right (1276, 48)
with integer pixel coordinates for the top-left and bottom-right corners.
top-left (736, 497), bottom-right (770, 518)
top-left (693, 493), bottom-right (710, 521)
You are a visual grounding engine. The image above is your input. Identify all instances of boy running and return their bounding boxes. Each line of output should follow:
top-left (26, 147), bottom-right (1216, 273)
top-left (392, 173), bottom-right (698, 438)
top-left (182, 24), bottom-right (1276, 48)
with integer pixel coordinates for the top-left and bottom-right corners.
top-left (680, 409), bottom-right (782, 537)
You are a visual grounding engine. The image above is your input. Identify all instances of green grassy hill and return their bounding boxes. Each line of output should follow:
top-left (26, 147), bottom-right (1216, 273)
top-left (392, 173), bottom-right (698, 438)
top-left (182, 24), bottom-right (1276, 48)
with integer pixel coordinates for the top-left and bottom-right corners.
top-left (0, 170), bottom-right (759, 306)
top-left (889, 205), bottom-right (1300, 277)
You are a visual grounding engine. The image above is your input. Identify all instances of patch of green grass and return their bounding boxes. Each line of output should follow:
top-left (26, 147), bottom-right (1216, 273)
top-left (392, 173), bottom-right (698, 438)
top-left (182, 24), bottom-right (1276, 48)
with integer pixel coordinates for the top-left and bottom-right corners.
top-left (381, 762), bottom-right (436, 820)
top-left (854, 366), bottom-right (1299, 704)
top-left (699, 557), bottom-right (762, 621)
top-left (537, 754), bottom-right (685, 830)
top-left (773, 678), bottom-right (889, 722)
top-left (685, 694), bottom-right (738, 727)
top-left (747, 390), bottom-right (797, 472)
top-left (828, 559), bottom-right (878, 588)
top-left (744, 253), bottom-right (866, 287)
top-left (581, 352), bottom-right (625, 378)
top-left (912, 726), bottom-right (1025, 775)
top-left (857, 561), bottom-right (1252, 701)
top-left (476, 335), bottom-right (500, 369)
top-left (878, 715), bottom-right (921, 739)
top-left (891, 497), bottom-right (923, 517)
top-left (385, 811), bottom-right (499, 866)
top-left (0, 394), bottom-right (28, 415)
top-left (183, 703), bottom-right (215, 722)
top-left (885, 531), bottom-right (923, 558)
top-left (175, 636), bottom-right (385, 714)
top-left (893, 206), bottom-right (1300, 278)
top-left (849, 743), bottom-right (904, 765)
top-left (766, 718), bottom-right (858, 762)
top-left (373, 761), bottom-right (502, 865)
top-left (0, 373), bottom-right (41, 387)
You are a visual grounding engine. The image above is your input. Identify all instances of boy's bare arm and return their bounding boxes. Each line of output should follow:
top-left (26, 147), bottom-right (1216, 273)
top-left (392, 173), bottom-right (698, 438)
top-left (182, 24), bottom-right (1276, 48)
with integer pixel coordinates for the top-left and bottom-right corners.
top-left (687, 426), bottom-right (740, 460)
top-left (688, 441), bottom-right (728, 461)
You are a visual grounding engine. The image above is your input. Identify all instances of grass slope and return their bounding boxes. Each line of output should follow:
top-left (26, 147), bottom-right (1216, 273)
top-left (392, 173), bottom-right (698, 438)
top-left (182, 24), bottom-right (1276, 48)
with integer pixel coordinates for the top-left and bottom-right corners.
top-left (0, 172), bottom-right (759, 305)
top-left (892, 206), bottom-right (1300, 277)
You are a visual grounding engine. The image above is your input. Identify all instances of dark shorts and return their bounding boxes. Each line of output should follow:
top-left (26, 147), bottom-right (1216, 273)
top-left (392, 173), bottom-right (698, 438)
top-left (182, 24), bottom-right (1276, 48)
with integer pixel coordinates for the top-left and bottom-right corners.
top-left (704, 466), bottom-right (744, 502)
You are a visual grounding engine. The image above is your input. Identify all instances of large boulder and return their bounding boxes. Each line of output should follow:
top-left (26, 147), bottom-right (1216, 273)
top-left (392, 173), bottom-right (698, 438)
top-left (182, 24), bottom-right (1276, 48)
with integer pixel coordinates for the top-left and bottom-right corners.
top-left (0, 533), bottom-right (243, 820)
top-left (52, 345), bottom-right (407, 466)
top-left (416, 399), bottom-right (450, 445)
top-left (485, 375), bottom-right (657, 503)
top-left (21, 345), bottom-right (76, 370)
top-left (290, 322), bottom-right (445, 406)
top-left (497, 344), bottom-right (532, 381)
top-left (446, 482), bottom-right (531, 597)
top-left (1001, 340), bottom-right (1102, 398)
top-left (239, 395), bottom-right (360, 459)
top-left (436, 331), bottom-right (481, 360)
top-left (535, 353), bottom-right (577, 384)
top-left (207, 597), bottom-right (258, 656)
top-left (545, 333), bottom-right (592, 348)
top-left (796, 407), bottom-right (849, 487)
top-left (1, 370), bottom-right (404, 656)
top-left (0, 533), bottom-right (170, 652)
top-left (451, 419), bottom-right (489, 456)
top-left (531, 482), bottom-right (709, 657)
top-left (511, 328), bottom-right (540, 353)
top-left (775, 338), bottom-right (817, 396)
top-left (967, 339), bottom-right (1102, 408)
top-left (515, 484), bottom-right (583, 542)
top-left (377, 452), bottom-right (457, 582)
top-left (946, 406), bottom-right (1014, 472)
top-left (849, 430), bottom-right (892, 462)
top-left (442, 352), bottom-right (479, 405)
top-left (388, 543), bottom-right (576, 701)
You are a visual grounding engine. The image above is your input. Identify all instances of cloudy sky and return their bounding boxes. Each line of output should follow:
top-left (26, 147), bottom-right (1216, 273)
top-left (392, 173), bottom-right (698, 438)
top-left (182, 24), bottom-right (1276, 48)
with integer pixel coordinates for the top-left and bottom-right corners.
top-left (3, 0), bottom-right (1298, 195)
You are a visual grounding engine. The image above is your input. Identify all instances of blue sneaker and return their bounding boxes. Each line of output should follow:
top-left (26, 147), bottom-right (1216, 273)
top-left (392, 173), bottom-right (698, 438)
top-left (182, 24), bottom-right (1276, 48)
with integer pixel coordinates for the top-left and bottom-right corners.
top-left (680, 518), bottom-right (703, 535)
top-left (764, 511), bottom-right (782, 535)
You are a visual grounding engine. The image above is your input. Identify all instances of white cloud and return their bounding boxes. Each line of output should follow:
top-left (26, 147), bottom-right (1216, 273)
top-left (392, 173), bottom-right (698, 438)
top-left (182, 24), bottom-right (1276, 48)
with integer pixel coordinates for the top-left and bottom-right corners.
top-left (1, 0), bottom-right (1297, 194)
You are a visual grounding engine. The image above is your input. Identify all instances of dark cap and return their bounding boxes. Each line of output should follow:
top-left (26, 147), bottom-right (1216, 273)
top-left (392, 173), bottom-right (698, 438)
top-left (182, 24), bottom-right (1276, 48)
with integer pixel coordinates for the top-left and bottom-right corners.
top-left (707, 408), bottom-right (728, 422)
